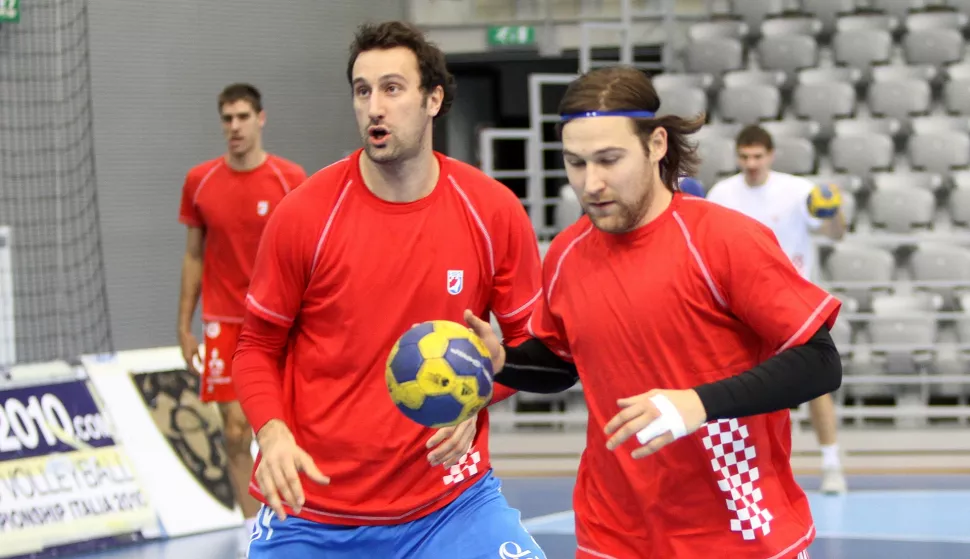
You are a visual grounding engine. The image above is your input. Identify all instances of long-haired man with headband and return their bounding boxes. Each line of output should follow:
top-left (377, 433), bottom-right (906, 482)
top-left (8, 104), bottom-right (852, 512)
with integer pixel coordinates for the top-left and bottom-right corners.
top-left (465, 66), bottom-right (842, 558)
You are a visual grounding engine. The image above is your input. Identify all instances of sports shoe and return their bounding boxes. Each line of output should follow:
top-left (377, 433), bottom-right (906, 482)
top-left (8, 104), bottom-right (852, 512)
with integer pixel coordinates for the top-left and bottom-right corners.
top-left (820, 466), bottom-right (847, 495)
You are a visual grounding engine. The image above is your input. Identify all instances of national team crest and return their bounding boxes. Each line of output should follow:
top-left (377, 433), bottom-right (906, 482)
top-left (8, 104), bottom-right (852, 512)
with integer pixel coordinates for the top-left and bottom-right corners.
top-left (447, 270), bottom-right (464, 295)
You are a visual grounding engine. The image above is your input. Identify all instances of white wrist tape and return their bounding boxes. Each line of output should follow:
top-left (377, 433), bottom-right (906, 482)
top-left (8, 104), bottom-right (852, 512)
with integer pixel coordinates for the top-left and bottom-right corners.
top-left (635, 394), bottom-right (688, 445)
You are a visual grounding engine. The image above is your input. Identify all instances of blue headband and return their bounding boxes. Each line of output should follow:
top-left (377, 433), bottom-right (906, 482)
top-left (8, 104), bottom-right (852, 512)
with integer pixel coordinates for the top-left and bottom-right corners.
top-left (560, 110), bottom-right (656, 122)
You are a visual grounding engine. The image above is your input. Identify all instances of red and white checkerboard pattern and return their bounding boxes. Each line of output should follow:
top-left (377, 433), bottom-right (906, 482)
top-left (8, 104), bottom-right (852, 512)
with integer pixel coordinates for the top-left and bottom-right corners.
top-left (702, 418), bottom-right (773, 541)
top-left (441, 447), bottom-right (481, 486)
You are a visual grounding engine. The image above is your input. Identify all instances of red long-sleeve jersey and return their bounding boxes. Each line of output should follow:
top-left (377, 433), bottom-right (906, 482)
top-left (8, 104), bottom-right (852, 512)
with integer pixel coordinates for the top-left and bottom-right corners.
top-left (233, 150), bottom-right (541, 526)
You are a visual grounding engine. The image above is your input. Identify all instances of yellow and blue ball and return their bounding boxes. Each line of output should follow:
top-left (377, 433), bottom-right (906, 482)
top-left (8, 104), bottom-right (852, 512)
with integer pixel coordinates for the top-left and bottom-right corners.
top-left (807, 183), bottom-right (842, 218)
top-left (385, 320), bottom-right (494, 429)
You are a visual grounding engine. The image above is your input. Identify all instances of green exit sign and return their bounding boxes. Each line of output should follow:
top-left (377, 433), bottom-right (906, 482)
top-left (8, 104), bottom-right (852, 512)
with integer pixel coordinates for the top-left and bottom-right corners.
top-left (488, 26), bottom-right (536, 47)
top-left (0, 0), bottom-right (19, 23)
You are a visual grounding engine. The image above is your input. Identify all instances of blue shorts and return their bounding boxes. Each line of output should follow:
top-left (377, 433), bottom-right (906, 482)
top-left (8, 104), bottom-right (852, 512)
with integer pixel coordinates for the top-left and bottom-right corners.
top-left (247, 469), bottom-right (546, 559)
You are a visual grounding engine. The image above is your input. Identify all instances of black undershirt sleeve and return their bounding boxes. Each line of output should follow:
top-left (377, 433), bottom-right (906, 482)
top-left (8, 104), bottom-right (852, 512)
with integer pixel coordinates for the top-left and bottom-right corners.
top-left (495, 325), bottom-right (842, 422)
top-left (694, 324), bottom-right (842, 421)
top-left (496, 339), bottom-right (579, 393)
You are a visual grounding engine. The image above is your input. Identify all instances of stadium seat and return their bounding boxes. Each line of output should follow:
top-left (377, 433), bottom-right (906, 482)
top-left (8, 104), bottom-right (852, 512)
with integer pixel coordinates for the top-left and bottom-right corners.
top-left (692, 122), bottom-right (744, 139)
top-left (871, 64), bottom-right (938, 84)
top-left (694, 136), bottom-right (738, 187)
top-left (868, 292), bottom-right (941, 374)
top-left (873, 171), bottom-right (944, 192)
top-left (908, 131), bottom-right (970, 177)
top-left (943, 79), bottom-right (970, 114)
top-left (653, 73), bottom-right (716, 93)
top-left (834, 117), bottom-right (902, 138)
top-left (868, 185), bottom-right (937, 233)
top-left (688, 20), bottom-right (750, 42)
top-left (757, 35), bottom-right (819, 77)
top-left (728, 0), bottom-right (788, 30)
top-left (792, 81), bottom-right (857, 137)
top-left (685, 38), bottom-right (745, 75)
top-left (949, 171), bottom-right (970, 227)
top-left (825, 243), bottom-right (897, 308)
top-left (760, 15), bottom-right (824, 38)
top-left (761, 119), bottom-right (821, 140)
top-left (833, 29), bottom-right (894, 71)
top-left (909, 241), bottom-right (970, 306)
top-left (911, 115), bottom-right (970, 135)
top-left (656, 86), bottom-right (708, 119)
top-left (722, 69), bottom-right (786, 89)
top-left (771, 136), bottom-right (816, 174)
top-left (829, 133), bottom-right (895, 179)
top-left (903, 28), bottom-right (965, 66)
top-left (871, 0), bottom-right (930, 20)
top-left (946, 63), bottom-right (970, 81)
top-left (868, 79), bottom-right (932, 129)
top-left (717, 84), bottom-right (781, 124)
top-left (801, 0), bottom-right (858, 34)
top-left (835, 12), bottom-right (900, 33)
top-left (904, 11), bottom-right (968, 31)
top-left (797, 66), bottom-right (863, 85)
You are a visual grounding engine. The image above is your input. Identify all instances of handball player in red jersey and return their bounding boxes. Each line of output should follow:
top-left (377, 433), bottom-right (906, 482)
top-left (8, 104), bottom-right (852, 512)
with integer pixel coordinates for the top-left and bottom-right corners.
top-left (233, 21), bottom-right (547, 559)
top-left (466, 66), bottom-right (843, 559)
top-left (176, 83), bottom-right (306, 557)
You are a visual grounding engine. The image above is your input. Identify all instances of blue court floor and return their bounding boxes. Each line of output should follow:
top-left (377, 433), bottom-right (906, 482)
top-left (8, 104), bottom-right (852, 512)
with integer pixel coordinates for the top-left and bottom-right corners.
top-left (58, 474), bottom-right (970, 559)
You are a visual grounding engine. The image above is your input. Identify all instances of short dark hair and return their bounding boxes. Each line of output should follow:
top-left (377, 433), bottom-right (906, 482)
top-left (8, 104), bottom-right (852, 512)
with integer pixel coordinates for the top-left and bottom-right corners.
top-left (736, 125), bottom-right (774, 151)
top-left (218, 83), bottom-right (262, 113)
top-left (556, 66), bottom-right (705, 192)
top-left (346, 21), bottom-right (456, 120)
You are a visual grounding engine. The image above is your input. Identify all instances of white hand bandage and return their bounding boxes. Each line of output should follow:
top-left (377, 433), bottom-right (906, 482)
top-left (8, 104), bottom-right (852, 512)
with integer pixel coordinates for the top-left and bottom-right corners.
top-left (635, 394), bottom-right (688, 445)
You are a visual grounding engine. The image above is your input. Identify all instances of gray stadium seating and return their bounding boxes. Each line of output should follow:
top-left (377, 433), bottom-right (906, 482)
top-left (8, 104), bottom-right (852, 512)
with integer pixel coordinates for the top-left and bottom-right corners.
top-left (908, 131), bottom-right (970, 177)
top-left (722, 69), bottom-right (787, 89)
top-left (868, 186), bottom-right (937, 233)
top-left (829, 133), bottom-right (895, 178)
top-left (757, 35), bottom-right (819, 77)
top-left (688, 20), bottom-right (750, 42)
top-left (761, 15), bottom-right (824, 38)
top-left (685, 38), bottom-right (744, 75)
top-left (717, 84), bottom-right (782, 123)
top-left (771, 136), bottom-right (816, 174)
top-left (656, 86), bottom-right (708, 119)
top-left (833, 29), bottom-right (894, 71)
top-left (903, 28), bottom-right (964, 66)
top-left (762, 119), bottom-right (821, 140)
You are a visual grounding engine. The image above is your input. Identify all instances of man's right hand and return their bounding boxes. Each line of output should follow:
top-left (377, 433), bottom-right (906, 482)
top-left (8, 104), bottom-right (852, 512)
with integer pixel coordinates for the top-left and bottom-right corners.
top-left (179, 332), bottom-right (202, 374)
top-left (464, 309), bottom-right (505, 373)
top-left (255, 420), bottom-right (330, 521)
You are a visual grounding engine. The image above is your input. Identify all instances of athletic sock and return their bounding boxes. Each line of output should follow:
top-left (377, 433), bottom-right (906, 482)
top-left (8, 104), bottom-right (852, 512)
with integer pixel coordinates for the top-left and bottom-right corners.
top-left (820, 443), bottom-right (841, 469)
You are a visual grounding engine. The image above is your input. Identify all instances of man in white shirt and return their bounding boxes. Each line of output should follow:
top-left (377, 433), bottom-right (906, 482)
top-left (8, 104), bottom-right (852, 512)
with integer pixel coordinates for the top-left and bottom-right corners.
top-left (707, 125), bottom-right (848, 494)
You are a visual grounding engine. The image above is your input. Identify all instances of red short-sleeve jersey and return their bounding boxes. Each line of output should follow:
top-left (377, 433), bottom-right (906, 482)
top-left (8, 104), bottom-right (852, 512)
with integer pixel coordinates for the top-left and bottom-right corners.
top-left (237, 149), bottom-right (541, 525)
top-left (178, 154), bottom-right (306, 322)
top-left (529, 193), bottom-right (840, 559)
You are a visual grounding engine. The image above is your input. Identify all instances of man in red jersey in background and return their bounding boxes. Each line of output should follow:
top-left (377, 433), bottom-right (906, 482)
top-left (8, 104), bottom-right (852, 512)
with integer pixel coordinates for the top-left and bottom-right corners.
top-left (177, 83), bottom-right (306, 557)
top-left (466, 66), bottom-right (842, 559)
top-left (233, 21), bottom-right (546, 559)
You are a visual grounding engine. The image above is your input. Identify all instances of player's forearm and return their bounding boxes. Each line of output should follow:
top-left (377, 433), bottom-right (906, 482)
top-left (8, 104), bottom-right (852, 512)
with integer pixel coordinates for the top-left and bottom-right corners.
top-left (177, 253), bottom-right (203, 336)
top-left (822, 211), bottom-right (847, 240)
top-left (495, 338), bottom-right (579, 394)
top-left (233, 312), bottom-right (288, 433)
top-left (694, 325), bottom-right (842, 421)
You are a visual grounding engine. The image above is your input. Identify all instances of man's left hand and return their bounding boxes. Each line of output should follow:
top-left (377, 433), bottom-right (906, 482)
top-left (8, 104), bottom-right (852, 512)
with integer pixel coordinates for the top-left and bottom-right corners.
top-left (426, 415), bottom-right (477, 468)
top-left (604, 389), bottom-right (708, 459)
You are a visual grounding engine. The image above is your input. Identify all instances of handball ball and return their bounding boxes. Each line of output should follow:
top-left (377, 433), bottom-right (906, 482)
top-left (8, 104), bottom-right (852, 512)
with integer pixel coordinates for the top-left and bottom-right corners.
top-left (385, 320), bottom-right (494, 429)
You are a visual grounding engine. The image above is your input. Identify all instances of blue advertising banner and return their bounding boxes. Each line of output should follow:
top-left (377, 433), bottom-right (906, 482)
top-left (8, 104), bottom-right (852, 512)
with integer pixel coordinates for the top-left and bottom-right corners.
top-left (0, 379), bottom-right (155, 558)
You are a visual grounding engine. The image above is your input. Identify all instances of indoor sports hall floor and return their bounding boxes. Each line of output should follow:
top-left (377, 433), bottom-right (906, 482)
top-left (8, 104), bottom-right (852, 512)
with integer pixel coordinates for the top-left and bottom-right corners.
top-left (61, 473), bottom-right (970, 559)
